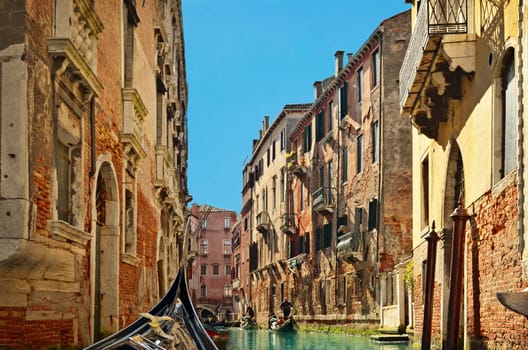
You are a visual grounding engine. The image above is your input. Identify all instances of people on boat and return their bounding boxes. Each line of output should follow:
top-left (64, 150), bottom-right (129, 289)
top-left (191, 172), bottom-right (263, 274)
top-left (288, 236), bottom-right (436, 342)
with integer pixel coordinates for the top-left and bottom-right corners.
top-left (280, 297), bottom-right (293, 318)
top-left (268, 314), bottom-right (278, 329)
top-left (246, 305), bottom-right (255, 321)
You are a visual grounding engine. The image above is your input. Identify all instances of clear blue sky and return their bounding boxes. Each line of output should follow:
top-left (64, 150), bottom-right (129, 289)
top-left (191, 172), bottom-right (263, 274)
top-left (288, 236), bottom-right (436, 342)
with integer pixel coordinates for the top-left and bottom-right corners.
top-left (182, 0), bottom-right (411, 213)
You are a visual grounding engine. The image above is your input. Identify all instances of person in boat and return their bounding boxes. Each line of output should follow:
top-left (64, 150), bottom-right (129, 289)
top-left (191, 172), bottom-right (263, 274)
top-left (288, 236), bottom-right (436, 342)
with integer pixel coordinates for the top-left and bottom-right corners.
top-left (246, 305), bottom-right (255, 321)
top-left (280, 297), bottom-right (293, 319)
top-left (268, 313), bottom-right (278, 328)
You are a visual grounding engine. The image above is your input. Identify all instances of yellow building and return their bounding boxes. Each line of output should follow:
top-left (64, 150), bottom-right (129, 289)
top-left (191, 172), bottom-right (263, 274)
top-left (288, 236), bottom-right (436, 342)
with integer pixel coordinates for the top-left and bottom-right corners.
top-left (400, 0), bottom-right (527, 348)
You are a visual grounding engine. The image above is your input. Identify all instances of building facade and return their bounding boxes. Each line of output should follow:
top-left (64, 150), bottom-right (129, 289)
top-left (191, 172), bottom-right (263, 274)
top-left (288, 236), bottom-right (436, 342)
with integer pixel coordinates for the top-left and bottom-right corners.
top-left (0, 0), bottom-right (190, 348)
top-left (243, 105), bottom-right (311, 322)
top-left (285, 11), bottom-right (412, 329)
top-left (189, 204), bottom-right (236, 322)
top-left (400, 0), bottom-right (528, 348)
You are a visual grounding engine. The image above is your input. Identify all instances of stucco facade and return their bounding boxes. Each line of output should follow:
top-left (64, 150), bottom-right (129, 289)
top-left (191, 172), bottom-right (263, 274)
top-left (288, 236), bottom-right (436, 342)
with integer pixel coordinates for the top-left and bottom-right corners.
top-left (0, 0), bottom-right (190, 348)
top-left (401, 0), bottom-right (528, 348)
top-left (243, 105), bottom-right (311, 322)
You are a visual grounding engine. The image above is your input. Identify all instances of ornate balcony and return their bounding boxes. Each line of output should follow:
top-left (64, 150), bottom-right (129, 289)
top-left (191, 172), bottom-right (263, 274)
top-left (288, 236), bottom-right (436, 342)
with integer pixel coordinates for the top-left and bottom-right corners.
top-left (256, 211), bottom-right (271, 234)
top-left (312, 187), bottom-right (336, 216)
top-left (280, 213), bottom-right (296, 235)
top-left (399, 0), bottom-right (475, 139)
top-left (287, 152), bottom-right (307, 178)
top-left (337, 231), bottom-right (365, 264)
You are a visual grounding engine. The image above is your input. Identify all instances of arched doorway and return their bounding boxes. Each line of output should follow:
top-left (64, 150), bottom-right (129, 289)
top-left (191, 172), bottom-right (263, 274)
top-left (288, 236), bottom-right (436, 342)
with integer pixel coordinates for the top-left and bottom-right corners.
top-left (440, 141), bottom-right (465, 340)
top-left (93, 161), bottom-right (120, 341)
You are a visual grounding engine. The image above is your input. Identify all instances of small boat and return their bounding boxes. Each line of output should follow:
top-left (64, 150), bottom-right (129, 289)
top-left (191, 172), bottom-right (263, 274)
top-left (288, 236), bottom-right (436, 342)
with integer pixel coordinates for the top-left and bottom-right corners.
top-left (240, 316), bottom-right (258, 330)
top-left (268, 316), bottom-right (297, 333)
top-left (202, 323), bottom-right (229, 349)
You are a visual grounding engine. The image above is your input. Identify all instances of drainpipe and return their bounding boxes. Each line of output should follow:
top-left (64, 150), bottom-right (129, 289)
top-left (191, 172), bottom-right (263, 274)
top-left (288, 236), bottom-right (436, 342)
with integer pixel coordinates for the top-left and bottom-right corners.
top-left (517, 0), bottom-right (525, 258)
top-left (445, 198), bottom-right (469, 350)
top-left (89, 96), bottom-right (96, 178)
top-left (376, 27), bottom-right (384, 316)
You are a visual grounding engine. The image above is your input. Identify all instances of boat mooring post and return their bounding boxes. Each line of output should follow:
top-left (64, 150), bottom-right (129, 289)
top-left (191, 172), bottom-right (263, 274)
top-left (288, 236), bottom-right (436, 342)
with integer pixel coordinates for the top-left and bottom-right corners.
top-left (421, 222), bottom-right (439, 350)
top-left (445, 198), bottom-right (470, 350)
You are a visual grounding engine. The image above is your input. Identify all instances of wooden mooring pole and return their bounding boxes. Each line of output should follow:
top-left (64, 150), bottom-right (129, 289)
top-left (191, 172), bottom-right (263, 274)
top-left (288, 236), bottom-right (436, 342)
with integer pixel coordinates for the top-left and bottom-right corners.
top-left (445, 199), bottom-right (469, 350)
top-left (421, 222), bottom-right (439, 350)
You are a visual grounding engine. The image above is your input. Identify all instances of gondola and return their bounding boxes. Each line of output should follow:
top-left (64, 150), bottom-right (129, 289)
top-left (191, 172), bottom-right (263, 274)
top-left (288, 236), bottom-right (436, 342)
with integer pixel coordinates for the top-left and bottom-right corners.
top-left (268, 316), bottom-right (297, 333)
top-left (240, 316), bottom-right (258, 330)
top-left (84, 219), bottom-right (218, 350)
top-left (202, 323), bottom-right (230, 349)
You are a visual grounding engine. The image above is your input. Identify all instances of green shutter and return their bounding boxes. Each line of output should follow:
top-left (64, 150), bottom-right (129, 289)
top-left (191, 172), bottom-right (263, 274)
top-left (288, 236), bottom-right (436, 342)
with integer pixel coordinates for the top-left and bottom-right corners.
top-left (340, 82), bottom-right (348, 119)
top-left (368, 198), bottom-right (378, 230)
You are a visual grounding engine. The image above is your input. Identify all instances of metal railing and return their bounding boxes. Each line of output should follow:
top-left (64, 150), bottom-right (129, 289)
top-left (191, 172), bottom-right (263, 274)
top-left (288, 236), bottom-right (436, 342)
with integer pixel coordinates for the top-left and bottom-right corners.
top-left (399, 0), bottom-right (468, 110)
top-left (428, 0), bottom-right (468, 35)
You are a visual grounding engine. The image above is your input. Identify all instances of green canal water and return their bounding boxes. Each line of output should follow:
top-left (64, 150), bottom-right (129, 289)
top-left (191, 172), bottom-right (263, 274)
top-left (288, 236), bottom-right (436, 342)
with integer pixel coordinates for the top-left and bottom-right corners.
top-left (225, 328), bottom-right (413, 350)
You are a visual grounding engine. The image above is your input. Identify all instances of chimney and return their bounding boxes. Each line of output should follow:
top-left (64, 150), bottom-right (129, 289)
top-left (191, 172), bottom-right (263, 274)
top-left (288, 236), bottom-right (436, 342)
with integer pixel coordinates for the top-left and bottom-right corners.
top-left (347, 53), bottom-right (354, 63)
top-left (314, 81), bottom-right (322, 99)
top-left (263, 116), bottom-right (270, 131)
top-left (335, 50), bottom-right (344, 76)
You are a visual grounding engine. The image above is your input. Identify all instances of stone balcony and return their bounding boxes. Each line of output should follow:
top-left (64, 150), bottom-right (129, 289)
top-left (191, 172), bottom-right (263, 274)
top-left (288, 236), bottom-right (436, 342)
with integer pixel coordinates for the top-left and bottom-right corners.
top-left (256, 211), bottom-right (271, 234)
top-left (399, 0), bottom-right (475, 139)
top-left (337, 231), bottom-right (366, 264)
top-left (312, 187), bottom-right (336, 216)
top-left (280, 213), bottom-right (296, 235)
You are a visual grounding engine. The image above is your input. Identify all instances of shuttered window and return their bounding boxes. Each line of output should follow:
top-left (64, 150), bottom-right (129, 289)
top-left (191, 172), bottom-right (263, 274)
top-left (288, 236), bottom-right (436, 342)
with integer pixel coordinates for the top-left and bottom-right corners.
top-left (340, 82), bottom-right (348, 119)
top-left (316, 111), bottom-right (325, 141)
top-left (502, 53), bottom-right (516, 177)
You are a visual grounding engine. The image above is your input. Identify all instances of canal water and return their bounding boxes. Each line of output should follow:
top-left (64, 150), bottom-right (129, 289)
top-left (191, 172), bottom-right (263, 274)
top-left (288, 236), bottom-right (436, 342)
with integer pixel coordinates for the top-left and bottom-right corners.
top-left (225, 328), bottom-right (413, 350)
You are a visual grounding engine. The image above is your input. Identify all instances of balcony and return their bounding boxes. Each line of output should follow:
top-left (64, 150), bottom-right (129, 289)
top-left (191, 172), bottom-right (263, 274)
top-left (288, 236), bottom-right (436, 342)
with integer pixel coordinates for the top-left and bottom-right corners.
top-left (232, 278), bottom-right (240, 290)
top-left (287, 152), bottom-right (307, 178)
top-left (337, 231), bottom-right (365, 264)
top-left (256, 211), bottom-right (271, 234)
top-left (280, 213), bottom-right (296, 235)
top-left (399, 0), bottom-right (475, 139)
top-left (312, 187), bottom-right (336, 216)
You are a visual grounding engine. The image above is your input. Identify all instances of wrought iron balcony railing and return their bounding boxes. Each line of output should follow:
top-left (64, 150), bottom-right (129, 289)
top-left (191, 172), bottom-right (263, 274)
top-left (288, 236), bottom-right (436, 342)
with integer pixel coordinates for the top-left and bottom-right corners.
top-left (400, 0), bottom-right (468, 113)
top-left (428, 0), bottom-right (468, 35)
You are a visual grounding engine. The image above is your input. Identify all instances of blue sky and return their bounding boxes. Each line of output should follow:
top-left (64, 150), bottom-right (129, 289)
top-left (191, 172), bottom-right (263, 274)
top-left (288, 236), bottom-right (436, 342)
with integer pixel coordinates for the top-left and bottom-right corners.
top-left (182, 0), bottom-right (411, 213)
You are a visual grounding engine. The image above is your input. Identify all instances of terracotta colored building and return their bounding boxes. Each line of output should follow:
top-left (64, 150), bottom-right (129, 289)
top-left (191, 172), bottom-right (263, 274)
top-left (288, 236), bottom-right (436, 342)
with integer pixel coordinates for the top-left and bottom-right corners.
top-left (189, 204), bottom-right (236, 321)
top-left (239, 11), bottom-right (412, 330)
top-left (0, 0), bottom-right (190, 348)
top-left (286, 10), bottom-right (412, 328)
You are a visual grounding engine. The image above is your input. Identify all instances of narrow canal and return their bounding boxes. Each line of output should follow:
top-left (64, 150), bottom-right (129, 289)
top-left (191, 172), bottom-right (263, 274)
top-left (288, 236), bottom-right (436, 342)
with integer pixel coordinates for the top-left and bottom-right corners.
top-left (225, 329), bottom-right (413, 350)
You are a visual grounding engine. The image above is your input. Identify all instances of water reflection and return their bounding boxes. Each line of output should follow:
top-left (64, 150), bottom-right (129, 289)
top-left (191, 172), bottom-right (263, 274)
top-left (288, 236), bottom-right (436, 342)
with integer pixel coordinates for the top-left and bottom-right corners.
top-left (226, 329), bottom-right (412, 350)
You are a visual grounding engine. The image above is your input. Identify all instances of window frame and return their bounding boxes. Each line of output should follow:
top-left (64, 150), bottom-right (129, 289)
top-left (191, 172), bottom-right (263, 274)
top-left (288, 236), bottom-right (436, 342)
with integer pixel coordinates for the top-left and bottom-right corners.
top-left (357, 134), bottom-right (364, 174)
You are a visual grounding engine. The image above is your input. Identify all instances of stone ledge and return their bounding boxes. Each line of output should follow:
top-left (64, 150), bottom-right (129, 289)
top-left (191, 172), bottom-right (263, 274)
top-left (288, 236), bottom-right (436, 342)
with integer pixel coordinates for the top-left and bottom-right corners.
top-left (122, 252), bottom-right (142, 267)
top-left (48, 220), bottom-right (91, 247)
top-left (32, 280), bottom-right (80, 293)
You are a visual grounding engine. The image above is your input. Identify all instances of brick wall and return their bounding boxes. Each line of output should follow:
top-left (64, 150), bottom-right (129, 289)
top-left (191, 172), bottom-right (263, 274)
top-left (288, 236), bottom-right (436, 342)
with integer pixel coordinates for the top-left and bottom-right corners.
top-left (466, 181), bottom-right (528, 348)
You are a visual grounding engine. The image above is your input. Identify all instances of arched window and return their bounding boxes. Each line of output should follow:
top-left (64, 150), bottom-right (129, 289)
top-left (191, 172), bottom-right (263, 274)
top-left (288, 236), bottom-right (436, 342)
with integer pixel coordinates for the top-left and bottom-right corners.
top-left (494, 48), bottom-right (517, 182)
top-left (200, 284), bottom-right (207, 297)
top-left (501, 51), bottom-right (516, 177)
